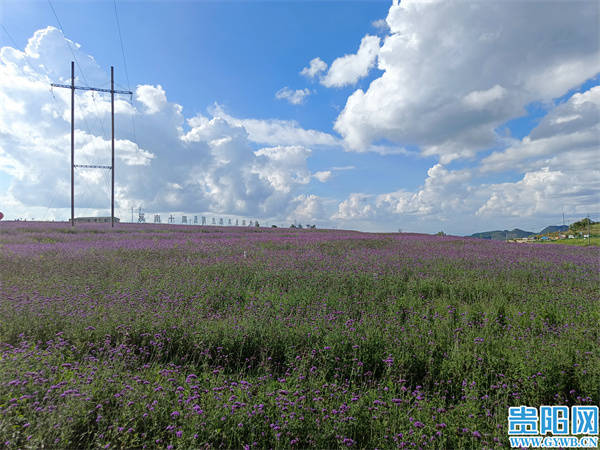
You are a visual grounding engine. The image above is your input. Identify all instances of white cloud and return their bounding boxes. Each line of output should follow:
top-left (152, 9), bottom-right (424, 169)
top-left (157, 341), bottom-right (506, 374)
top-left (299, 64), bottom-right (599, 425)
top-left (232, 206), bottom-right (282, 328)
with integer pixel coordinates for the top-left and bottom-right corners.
top-left (333, 193), bottom-right (375, 220)
top-left (300, 57), bottom-right (327, 79)
top-left (136, 85), bottom-right (167, 114)
top-left (288, 194), bottom-right (327, 224)
top-left (472, 85), bottom-right (600, 220)
top-left (313, 170), bottom-right (332, 182)
top-left (330, 89), bottom-right (600, 231)
top-left (312, 165), bottom-right (357, 183)
top-left (321, 35), bottom-right (381, 88)
top-left (2, 21), bottom-right (598, 234)
top-left (372, 19), bottom-right (389, 33)
top-left (0, 27), bottom-right (327, 223)
top-left (209, 104), bottom-right (339, 147)
top-left (253, 146), bottom-right (312, 193)
top-left (275, 87), bottom-right (311, 105)
top-left (463, 85), bottom-right (507, 110)
top-left (331, 98), bottom-right (600, 232)
top-left (333, 1), bottom-right (599, 159)
top-left (476, 168), bottom-right (600, 218)
top-left (481, 86), bottom-right (600, 173)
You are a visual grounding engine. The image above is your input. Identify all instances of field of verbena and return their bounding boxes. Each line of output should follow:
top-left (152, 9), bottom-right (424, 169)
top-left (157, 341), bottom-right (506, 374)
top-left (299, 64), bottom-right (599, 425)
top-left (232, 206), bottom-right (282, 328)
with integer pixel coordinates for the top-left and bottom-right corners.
top-left (0, 223), bottom-right (598, 449)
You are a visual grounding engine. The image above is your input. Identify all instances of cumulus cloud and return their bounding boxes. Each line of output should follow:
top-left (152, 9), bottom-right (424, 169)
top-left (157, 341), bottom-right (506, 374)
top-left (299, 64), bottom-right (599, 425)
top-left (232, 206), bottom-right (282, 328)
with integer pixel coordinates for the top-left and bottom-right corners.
top-left (136, 85), bottom-right (167, 114)
top-left (288, 194), bottom-right (328, 224)
top-left (275, 87), bottom-right (311, 105)
top-left (330, 83), bottom-right (600, 232)
top-left (333, 193), bottom-right (375, 220)
top-left (313, 170), bottom-right (332, 183)
top-left (330, 80), bottom-right (599, 232)
top-left (0, 27), bottom-right (326, 222)
top-left (372, 19), bottom-right (389, 33)
top-left (333, 163), bottom-right (475, 222)
top-left (321, 35), bottom-right (381, 88)
top-left (209, 104), bottom-right (339, 147)
top-left (333, 0), bottom-right (599, 159)
top-left (253, 146), bottom-right (312, 194)
top-left (481, 86), bottom-right (600, 174)
top-left (463, 85), bottom-right (507, 110)
top-left (473, 85), bottom-right (600, 220)
top-left (300, 57), bottom-right (327, 79)
top-left (2, 19), bottom-right (598, 234)
top-left (313, 165), bottom-right (357, 183)
top-left (476, 168), bottom-right (599, 218)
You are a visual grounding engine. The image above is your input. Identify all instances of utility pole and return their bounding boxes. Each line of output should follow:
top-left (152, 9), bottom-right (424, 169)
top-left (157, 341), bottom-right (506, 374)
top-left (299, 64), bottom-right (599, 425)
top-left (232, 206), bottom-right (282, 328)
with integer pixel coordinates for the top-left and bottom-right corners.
top-left (70, 61), bottom-right (74, 226)
top-left (111, 66), bottom-right (115, 227)
top-left (51, 62), bottom-right (132, 227)
top-left (588, 214), bottom-right (591, 246)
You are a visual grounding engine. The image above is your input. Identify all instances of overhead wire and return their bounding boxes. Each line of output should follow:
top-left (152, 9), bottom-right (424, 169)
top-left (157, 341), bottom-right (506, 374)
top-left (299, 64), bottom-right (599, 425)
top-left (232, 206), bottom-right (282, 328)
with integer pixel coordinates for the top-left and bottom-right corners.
top-left (1, 22), bottom-right (76, 220)
top-left (113, 0), bottom-right (142, 223)
top-left (47, 0), bottom-right (114, 217)
top-left (113, 0), bottom-right (130, 91)
top-left (113, 0), bottom-right (139, 151)
top-left (47, 0), bottom-right (111, 148)
top-left (0, 23), bottom-right (20, 49)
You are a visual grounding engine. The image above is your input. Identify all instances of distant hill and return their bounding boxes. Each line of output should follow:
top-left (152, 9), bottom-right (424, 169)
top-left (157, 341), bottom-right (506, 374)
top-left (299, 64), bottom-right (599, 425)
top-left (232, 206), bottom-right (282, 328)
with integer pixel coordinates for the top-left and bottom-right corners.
top-left (539, 225), bottom-right (569, 234)
top-left (470, 228), bottom-right (535, 241)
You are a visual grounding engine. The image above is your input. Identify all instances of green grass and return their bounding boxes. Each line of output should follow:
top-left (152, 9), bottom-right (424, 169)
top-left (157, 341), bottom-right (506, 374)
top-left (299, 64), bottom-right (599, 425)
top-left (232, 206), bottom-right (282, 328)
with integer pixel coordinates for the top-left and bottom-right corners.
top-left (536, 236), bottom-right (600, 246)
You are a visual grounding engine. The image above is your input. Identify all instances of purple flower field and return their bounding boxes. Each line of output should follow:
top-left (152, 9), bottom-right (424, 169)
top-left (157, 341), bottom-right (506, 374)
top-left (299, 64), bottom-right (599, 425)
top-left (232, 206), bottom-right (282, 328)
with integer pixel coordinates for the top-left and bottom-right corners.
top-left (0, 222), bottom-right (598, 448)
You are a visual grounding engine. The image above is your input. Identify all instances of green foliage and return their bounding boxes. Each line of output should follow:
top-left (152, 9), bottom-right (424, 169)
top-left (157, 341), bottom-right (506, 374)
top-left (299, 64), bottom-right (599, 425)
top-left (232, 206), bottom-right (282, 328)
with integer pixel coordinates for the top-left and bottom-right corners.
top-left (570, 217), bottom-right (596, 230)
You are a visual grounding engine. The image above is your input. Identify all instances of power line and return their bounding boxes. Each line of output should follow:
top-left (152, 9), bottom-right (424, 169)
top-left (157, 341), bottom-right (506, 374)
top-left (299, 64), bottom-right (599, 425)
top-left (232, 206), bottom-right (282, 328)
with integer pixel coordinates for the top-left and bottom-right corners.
top-left (0, 23), bottom-right (20, 50)
top-left (112, 0), bottom-right (139, 147)
top-left (113, 0), bottom-right (131, 91)
top-left (47, 0), bottom-right (89, 88)
top-left (48, 0), bottom-right (111, 144)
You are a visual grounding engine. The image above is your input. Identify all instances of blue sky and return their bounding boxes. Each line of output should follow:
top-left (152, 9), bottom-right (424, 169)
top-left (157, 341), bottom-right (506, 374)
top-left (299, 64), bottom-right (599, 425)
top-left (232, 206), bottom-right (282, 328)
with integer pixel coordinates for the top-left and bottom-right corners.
top-left (0, 0), bottom-right (598, 234)
top-left (2, 2), bottom-right (387, 126)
